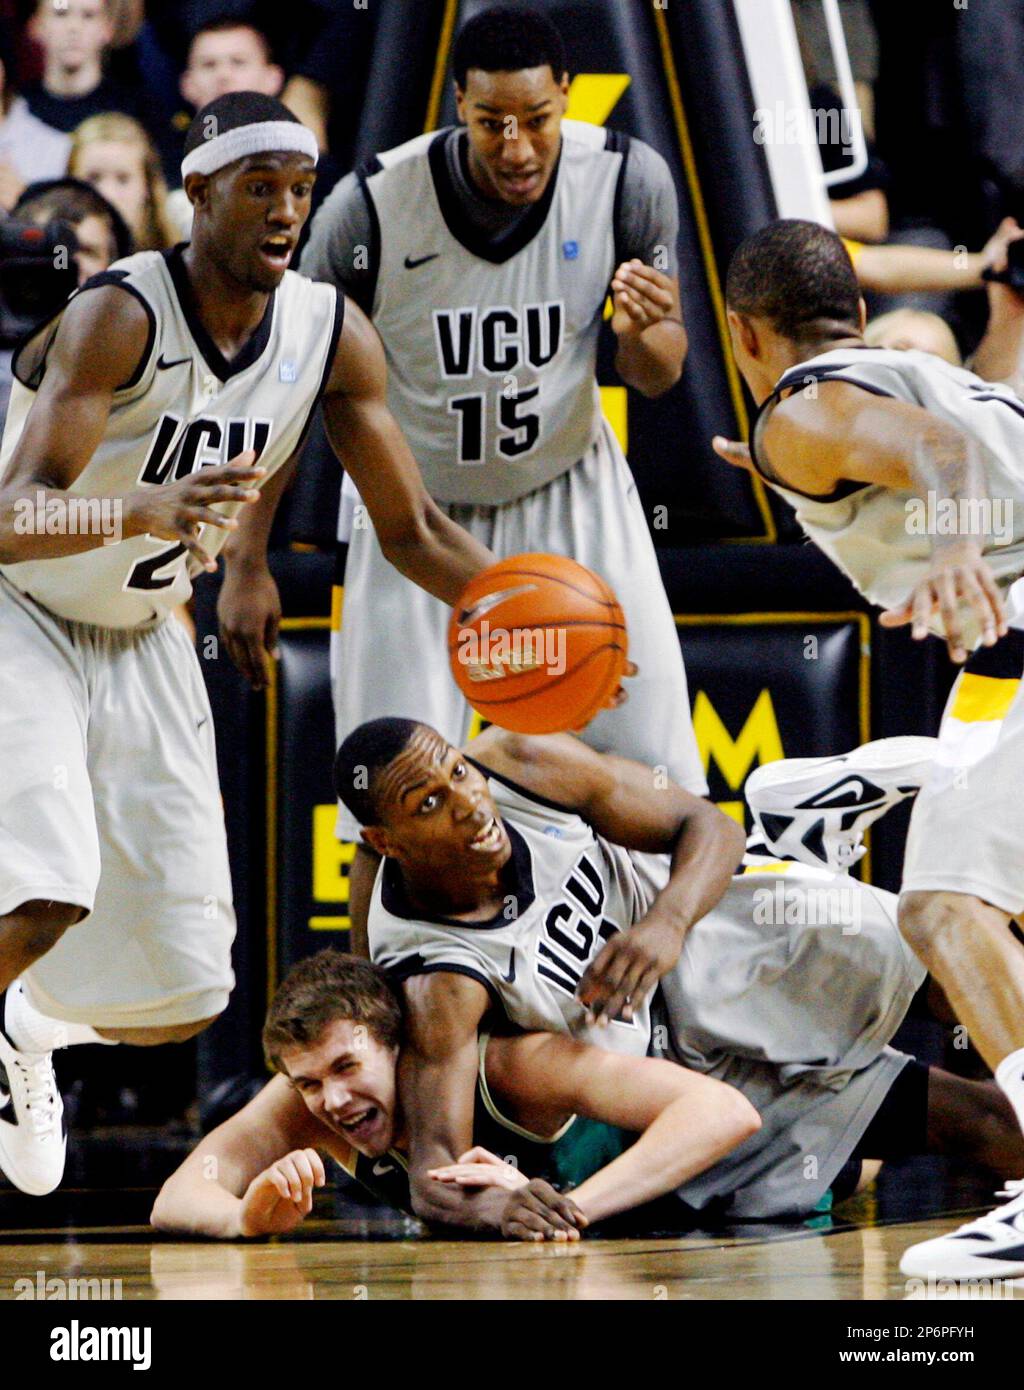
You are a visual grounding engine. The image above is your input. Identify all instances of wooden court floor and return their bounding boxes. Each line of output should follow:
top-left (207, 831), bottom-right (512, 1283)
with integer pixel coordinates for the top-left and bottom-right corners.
top-left (2, 1206), bottom-right (1022, 1301)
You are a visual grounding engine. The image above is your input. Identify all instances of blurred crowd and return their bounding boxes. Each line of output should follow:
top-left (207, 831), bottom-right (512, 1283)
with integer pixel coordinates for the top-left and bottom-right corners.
top-left (0, 0), bottom-right (1023, 390)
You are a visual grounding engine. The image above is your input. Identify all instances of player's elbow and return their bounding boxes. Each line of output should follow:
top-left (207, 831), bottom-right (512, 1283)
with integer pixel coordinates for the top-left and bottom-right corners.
top-left (375, 500), bottom-right (434, 564)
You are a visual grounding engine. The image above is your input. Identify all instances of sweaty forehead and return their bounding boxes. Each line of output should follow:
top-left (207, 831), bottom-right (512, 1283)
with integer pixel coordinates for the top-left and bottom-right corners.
top-left (375, 729), bottom-right (452, 811)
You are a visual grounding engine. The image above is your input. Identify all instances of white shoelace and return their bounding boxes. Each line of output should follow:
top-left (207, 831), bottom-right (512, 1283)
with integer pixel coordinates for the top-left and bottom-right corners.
top-left (13, 1053), bottom-right (60, 1140)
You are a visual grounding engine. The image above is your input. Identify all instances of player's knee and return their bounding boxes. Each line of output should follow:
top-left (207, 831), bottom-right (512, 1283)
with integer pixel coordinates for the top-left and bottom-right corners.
top-left (1, 900), bottom-right (86, 958)
top-left (898, 890), bottom-right (975, 960)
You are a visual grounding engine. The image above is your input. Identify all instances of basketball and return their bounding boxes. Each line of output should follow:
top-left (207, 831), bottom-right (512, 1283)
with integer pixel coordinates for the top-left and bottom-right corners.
top-left (447, 553), bottom-right (629, 734)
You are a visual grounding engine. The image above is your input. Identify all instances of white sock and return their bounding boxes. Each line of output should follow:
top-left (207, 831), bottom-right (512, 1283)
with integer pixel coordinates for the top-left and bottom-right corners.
top-left (994, 1046), bottom-right (1024, 1142)
top-left (5, 984), bottom-right (116, 1053)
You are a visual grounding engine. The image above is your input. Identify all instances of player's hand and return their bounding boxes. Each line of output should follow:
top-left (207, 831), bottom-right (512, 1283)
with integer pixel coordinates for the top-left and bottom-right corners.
top-left (238, 1148), bottom-right (327, 1237)
top-left (125, 451), bottom-right (264, 572)
top-left (428, 1146), bottom-right (529, 1192)
top-left (879, 540), bottom-right (1008, 663)
top-left (980, 216), bottom-right (1024, 280)
top-left (577, 912), bottom-right (685, 1025)
top-left (610, 259), bottom-right (678, 338)
top-left (711, 436), bottom-right (754, 473)
top-left (499, 1179), bottom-right (588, 1242)
top-left (218, 560), bottom-right (282, 691)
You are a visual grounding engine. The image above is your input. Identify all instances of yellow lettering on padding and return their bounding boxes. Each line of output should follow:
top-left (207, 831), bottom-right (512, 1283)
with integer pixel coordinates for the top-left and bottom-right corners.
top-left (692, 688), bottom-right (784, 789)
top-left (600, 386), bottom-right (628, 452)
top-left (313, 804), bottom-right (356, 902)
top-left (565, 74), bottom-right (631, 127)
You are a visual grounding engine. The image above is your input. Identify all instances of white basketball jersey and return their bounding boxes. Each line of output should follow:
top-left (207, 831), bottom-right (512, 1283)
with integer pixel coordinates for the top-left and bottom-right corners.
top-left (368, 764), bottom-right (658, 1058)
top-left (752, 347), bottom-right (1024, 642)
top-left (0, 247), bottom-right (342, 628)
top-left (362, 121), bottom-right (626, 505)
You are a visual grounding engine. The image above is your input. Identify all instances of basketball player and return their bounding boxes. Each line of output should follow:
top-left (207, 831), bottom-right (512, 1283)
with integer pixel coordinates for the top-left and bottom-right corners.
top-left (151, 949), bottom-right (760, 1240)
top-left (150, 933), bottom-right (1024, 1241)
top-left (319, 718), bottom-right (1022, 1237)
top-left (217, 5), bottom-right (705, 941)
top-left (712, 218), bottom-right (1024, 1276)
top-left (0, 91), bottom-right (495, 1199)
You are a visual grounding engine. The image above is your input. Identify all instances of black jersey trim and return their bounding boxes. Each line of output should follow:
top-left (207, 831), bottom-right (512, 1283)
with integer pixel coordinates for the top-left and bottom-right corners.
top-left (384, 959), bottom-right (506, 1013)
top-left (606, 129), bottom-right (632, 270)
top-left (466, 754), bottom-right (584, 819)
top-left (293, 288), bottom-right (345, 455)
top-left (963, 627), bottom-right (1024, 680)
top-left (426, 128), bottom-right (563, 265)
top-left (749, 366), bottom-right (898, 503)
top-left (354, 167), bottom-right (382, 315)
top-left (11, 270), bottom-right (156, 393)
top-left (164, 243), bottom-right (276, 382)
top-left (379, 821), bottom-right (536, 930)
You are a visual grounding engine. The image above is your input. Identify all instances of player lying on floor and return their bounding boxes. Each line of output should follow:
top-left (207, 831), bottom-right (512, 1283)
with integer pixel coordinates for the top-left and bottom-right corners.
top-left (151, 887), bottom-right (1023, 1239)
top-left (151, 950), bottom-right (761, 1239)
top-left (151, 725), bottom-right (1024, 1239)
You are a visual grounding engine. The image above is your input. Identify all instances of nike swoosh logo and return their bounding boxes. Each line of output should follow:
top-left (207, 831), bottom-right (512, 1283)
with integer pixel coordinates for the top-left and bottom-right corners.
top-left (372, 1160), bottom-right (395, 1177)
top-left (404, 253), bottom-right (439, 269)
top-left (157, 354), bottom-right (191, 370)
top-left (501, 949), bottom-right (516, 984)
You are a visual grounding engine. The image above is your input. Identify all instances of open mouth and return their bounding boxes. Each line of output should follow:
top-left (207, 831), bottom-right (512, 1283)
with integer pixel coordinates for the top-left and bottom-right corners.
top-left (339, 1105), bottom-right (379, 1142)
top-left (468, 815), bottom-right (503, 853)
top-left (258, 235), bottom-right (294, 269)
top-left (498, 170), bottom-right (541, 195)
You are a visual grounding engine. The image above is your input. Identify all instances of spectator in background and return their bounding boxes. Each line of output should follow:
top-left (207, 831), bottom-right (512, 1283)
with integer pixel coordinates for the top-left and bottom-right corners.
top-left (68, 111), bottom-right (180, 248)
top-left (158, 12), bottom-right (283, 202)
top-left (21, 0), bottom-right (142, 136)
top-left (0, 176), bottom-right (129, 422)
top-left (0, 19), bottom-right (69, 209)
top-left (13, 175), bottom-right (132, 280)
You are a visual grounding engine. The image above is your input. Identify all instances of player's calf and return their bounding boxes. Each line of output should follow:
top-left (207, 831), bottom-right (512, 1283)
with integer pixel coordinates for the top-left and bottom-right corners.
top-left (0, 900), bottom-right (86, 994)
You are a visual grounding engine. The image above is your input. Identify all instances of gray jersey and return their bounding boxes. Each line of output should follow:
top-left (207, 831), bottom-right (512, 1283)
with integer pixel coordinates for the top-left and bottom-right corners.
top-left (751, 347), bottom-right (1024, 642)
top-left (0, 248), bottom-right (342, 628)
top-left (369, 765), bottom-right (657, 1057)
top-left (304, 121), bottom-right (635, 505)
top-left (370, 765), bottom-right (925, 1218)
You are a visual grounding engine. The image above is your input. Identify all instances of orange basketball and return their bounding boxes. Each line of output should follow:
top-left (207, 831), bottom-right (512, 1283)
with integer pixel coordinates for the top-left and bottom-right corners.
top-left (447, 553), bottom-right (629, 734)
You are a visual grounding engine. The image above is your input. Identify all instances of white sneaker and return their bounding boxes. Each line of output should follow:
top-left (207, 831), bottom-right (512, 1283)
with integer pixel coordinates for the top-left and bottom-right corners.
top-left (0, 986), bottom-right (66, 1196)
top-left (900, 1181), bottom-right (1024, 1279)
top-left (745, 736), bottom-right (938, 873)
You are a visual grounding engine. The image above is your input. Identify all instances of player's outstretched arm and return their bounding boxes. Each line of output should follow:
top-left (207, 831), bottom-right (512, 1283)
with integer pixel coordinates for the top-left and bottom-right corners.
top-left (320, 300), bottom-right (495, 604)
top-left (754, 384), bottom-right (1008, 662)
top-left (400, 972), bottom-right (584, 1238)
top-left (471, 730), bottom-right (745, 1021)
top-left (150, 1074), bottom-right (339, 1238)
top-left (431, 1034), bottom-right (760, 1230)
top-left (0, 285), bottom-right (264, 568)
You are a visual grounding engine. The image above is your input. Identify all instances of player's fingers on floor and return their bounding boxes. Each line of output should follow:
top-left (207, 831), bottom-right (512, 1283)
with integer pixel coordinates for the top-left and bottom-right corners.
top-left (504, 1219), bottom-right (544, 1242)
top-left (530, 1180), bottom-right (586, 1230)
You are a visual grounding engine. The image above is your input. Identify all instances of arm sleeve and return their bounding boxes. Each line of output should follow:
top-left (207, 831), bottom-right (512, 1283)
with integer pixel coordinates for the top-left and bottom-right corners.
top-left (615, 138), bottom-right (680, 278)
top-left (299, 170), bottom-right (377, 312)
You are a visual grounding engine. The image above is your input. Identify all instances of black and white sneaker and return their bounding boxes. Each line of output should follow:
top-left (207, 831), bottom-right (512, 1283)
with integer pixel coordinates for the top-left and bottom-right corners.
top-left (0, 986), bottom-right (66, 1196)
top-left (900, 1181), bottom-right (1024, 1279)
top-left (744, 736), bottom-right (938, 873)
